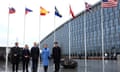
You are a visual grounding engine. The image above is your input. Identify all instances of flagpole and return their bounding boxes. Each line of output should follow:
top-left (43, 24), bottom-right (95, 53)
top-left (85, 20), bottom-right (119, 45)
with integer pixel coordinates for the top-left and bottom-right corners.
top-left (68, 5), bottom-right (72, 60)
top-left (39, 14), bottom-right (41, 49)
top-left (68, 20), bottom-right (71, 59)
top-left (83, 0), bottom-right (87, 71)
top-left (38, 13), bottom-right (41, 72)
top-left (5, 4), bottom-right (10, 72)
top-left (54, 15), bottom-right (56, 42)
top-left (68, 5), bottom-right (71, 59)
top-left (84, 10), bottom-right (87, 72)
top-left (101, 1), bottom-right (105, 72)
top-left (39, 15), bottom-right (41, 43)
top-left (23, 8), bottom-right (26, 45)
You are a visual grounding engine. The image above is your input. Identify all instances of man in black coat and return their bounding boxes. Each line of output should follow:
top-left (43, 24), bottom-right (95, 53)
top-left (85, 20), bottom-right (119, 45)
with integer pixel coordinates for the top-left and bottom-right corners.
top-left (22, 44), bottom-right (30, 72)
top-left (52, 42), bottom-right (61, 72)
top-left (10, 42), bottom-right (20, 72)
top-left (31, 42), bottom-right (40, 72)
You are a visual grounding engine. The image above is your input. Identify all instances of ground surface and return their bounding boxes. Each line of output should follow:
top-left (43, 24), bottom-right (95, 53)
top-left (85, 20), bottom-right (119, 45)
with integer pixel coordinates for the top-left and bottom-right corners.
top-left (0, 60), bottom-right (119, 72)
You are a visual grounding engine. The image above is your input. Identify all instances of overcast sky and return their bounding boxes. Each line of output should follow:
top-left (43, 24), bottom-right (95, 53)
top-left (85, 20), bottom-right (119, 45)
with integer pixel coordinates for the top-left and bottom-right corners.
top-left (0, 0), bottom-right (100, 47)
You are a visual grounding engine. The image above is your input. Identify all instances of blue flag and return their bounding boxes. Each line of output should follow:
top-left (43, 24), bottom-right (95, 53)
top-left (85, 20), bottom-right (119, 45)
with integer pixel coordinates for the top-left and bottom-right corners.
top-left (55, 6), bottom-right (62, 18)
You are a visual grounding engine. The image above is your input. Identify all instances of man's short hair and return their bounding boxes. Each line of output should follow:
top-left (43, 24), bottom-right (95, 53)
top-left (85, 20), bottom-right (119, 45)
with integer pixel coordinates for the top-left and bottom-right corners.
top-left (15, 42), bottom-right (18, 45)
top-left (54, 42), bottom-right (58, 44)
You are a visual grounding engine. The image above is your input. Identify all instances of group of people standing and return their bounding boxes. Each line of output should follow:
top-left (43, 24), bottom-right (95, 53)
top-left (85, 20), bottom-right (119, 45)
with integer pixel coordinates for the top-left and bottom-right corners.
top-left (10, 41), bottom-right (61, 72)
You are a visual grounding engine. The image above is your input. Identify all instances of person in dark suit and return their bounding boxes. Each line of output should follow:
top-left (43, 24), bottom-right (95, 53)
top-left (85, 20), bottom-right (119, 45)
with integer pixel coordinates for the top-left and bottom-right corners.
top-left (52, 42), bottom-right (61, 72)
top-left (22, 44), bottom-right (30, 72)
top-left (10, 42), bottom-right (20, 72)
top-left (31, 42), bottom-right (40, 72)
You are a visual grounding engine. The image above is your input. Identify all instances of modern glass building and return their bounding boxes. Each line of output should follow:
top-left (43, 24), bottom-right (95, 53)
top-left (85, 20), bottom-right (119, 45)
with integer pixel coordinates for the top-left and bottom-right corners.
top-left (40, 1), bottom-right (120, 58)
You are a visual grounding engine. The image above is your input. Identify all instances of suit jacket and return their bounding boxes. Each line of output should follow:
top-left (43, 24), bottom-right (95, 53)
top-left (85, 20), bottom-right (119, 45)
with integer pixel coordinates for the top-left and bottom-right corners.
top-left (52, 46), bottom-right (61, 63)
top-left (31, 47), bottom-right (40, 60)
top-left (22, 49), bottom-right (30, 61)
top-left (10, 46), bottom-right (20, 63)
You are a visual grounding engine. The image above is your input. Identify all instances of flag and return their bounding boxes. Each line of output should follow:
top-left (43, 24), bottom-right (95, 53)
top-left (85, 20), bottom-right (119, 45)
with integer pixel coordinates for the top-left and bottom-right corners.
top-left (102, 0), bottom-right (118, 8)
top-left (40, 7), bottom-right (49, 16)
top-left (25, 8), bottom-right (32, 15)
top-left (9, 7), bottom-right (15, 14)
top-left (55, 6), bottom-right (62, 18)
top-left (85, 2), bottom-right (91, 11)
top-left (69, 5), bottom-right (75, 18)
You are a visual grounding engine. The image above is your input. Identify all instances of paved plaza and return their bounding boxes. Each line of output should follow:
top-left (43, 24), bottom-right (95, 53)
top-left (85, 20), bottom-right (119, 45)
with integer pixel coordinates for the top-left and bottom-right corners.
top-left (0, 60), bottom-right (119, 72)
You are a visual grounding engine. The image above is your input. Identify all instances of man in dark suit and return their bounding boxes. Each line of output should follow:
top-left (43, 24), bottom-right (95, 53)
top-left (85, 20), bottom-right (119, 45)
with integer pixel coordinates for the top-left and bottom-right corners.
top-left (31, 42), bottom-right (40, 72)
top-left (10, 42), bottom-right (20, 72)
top-left (22, 44), bottom-right (30, 72)
top-left (52, 42), bottom-right (61, 72)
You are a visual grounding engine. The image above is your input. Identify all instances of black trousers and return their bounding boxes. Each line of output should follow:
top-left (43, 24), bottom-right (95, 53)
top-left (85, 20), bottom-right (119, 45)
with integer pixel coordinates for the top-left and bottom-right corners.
top-left (55, 63), bottom-right (60, 72)
top-left (32, 59), bottom-right (38, 72)
top-left (12, 62), bottom-right (19, 72)
top-left (44, 66), bottom-right (48, 72)
top-left (23, 58), bottom-right (29, 72)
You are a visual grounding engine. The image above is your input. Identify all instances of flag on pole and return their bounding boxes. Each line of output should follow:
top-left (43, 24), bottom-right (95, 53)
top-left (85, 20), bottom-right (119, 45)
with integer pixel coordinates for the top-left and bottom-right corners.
top-left (55, 6), bottom-right (62, 18)
top-left (40, 7), bottom-right (49, 16)
top-left (102, 0), bottom-right (118, 8)
top-left (25, 8), bottom-right (32, 15)
top-left (69, 5), bottom-right (75, 18)
top-left (85, 2), bottom-right (91, 11)
top-left (9, 7), bottom-right (15, 14)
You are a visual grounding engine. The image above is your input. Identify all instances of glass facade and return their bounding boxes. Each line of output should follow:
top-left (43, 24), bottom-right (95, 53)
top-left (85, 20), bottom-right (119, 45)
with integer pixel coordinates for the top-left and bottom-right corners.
top-left (40, 2), bottom-right (120, 57)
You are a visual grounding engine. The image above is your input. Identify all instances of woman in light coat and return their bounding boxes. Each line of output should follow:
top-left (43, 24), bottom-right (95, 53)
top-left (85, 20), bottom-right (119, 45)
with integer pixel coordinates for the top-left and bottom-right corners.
top-left (41, 44), bottom-right (50, 72)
